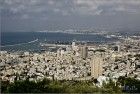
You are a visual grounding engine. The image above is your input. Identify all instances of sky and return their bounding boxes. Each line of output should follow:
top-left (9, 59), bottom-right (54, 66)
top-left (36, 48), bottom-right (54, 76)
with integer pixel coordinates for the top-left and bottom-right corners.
top-left (1, 0), bottom-right (140, 32)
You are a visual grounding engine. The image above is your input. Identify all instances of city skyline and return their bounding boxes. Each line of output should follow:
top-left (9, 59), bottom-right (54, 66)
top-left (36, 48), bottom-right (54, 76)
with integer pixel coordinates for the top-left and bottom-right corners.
top-left (1, 0), bottom-right (140, 93)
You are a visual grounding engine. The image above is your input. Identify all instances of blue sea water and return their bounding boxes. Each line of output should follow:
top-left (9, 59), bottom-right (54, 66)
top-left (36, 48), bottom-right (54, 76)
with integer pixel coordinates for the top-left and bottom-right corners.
top-left (1, 32), bottom-right (118, 52)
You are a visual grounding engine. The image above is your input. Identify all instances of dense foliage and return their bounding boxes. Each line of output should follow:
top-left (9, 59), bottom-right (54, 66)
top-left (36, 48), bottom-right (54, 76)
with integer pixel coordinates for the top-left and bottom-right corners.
top-left (118, 76), bottom-right (140, 93)
top-left (1, 77), bottom-right (140, 93)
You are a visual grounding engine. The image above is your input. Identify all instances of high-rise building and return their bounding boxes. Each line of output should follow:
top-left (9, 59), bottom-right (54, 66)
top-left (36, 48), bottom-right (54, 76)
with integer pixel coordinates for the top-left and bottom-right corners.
top-left (72, 41), bottom-right (76, 50)
top-left (81, 44), bottom-right (88, 59)
top-left (117, 45), bottom-right (120, 52)
top-left (91, 52), bottom-right (104, 79)
top-left (57, 48), bottom-right (61, 57)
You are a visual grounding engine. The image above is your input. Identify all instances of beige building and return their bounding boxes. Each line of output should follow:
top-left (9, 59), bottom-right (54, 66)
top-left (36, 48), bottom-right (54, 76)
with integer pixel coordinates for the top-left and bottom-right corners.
top-left (81, 44), bottom-right (88, 59)
top-left (91, 52), bottom-right (104, 79)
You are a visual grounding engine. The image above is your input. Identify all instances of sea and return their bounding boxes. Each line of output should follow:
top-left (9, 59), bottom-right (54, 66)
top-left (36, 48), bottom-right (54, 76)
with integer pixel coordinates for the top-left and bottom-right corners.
top-left (1, 32), bottom-right (118, 52)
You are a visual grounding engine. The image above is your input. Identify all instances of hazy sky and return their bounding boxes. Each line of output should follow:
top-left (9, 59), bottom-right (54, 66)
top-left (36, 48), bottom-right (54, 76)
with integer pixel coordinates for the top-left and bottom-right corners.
top-left (1, 0), bottom-right (140, 32)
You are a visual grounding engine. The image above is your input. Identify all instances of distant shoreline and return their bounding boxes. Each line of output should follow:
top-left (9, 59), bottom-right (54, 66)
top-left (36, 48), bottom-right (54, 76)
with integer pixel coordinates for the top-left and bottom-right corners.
top-left (1, 39), bottom-right (38, 47)
top-left (36, 31), bottom-right (106, 35)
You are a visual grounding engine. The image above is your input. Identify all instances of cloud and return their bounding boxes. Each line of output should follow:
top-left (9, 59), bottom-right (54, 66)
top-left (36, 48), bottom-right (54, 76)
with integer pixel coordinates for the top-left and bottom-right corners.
top-left (21, 14), bottom-right (29, 19)
top-left (1, 0), bottom-right (140, 32)
top-left (2, 0), bottom-right (140, 18)
top-left (73, 0), bottom-right (140, 15)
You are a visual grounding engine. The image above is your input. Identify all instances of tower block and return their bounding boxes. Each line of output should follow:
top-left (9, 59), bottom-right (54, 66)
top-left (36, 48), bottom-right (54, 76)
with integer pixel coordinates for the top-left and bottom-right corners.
top-left (91, 52), bottom-right (104, 79)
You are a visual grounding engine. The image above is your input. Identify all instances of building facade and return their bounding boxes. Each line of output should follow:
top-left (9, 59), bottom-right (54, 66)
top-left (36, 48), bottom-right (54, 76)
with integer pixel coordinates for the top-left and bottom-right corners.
top-left (91, 52), bottom-right (104, 79)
